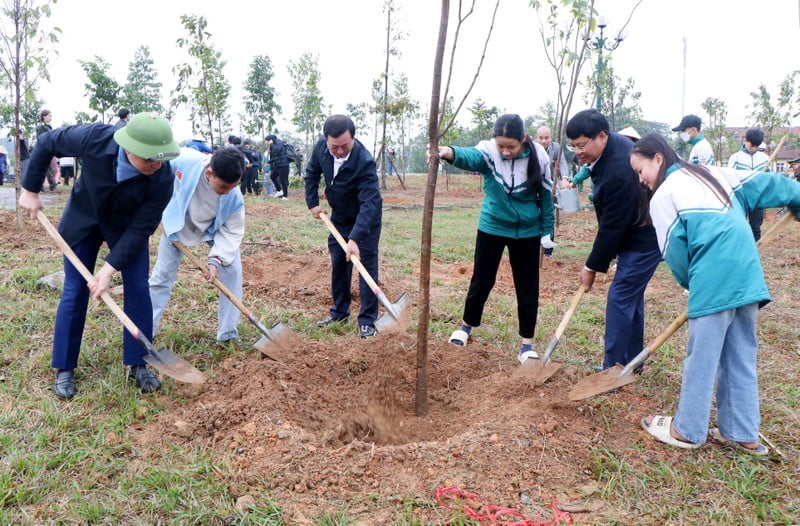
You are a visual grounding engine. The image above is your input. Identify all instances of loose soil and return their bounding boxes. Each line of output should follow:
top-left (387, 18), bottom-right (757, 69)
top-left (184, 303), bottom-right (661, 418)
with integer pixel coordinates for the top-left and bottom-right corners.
top-left (5, 186), bottom-right (793, 524)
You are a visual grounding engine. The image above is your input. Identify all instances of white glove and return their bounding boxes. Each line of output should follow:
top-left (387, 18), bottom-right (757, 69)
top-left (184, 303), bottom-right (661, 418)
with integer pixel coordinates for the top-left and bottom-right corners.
top-left (541, 235), bottom-right (557, 249)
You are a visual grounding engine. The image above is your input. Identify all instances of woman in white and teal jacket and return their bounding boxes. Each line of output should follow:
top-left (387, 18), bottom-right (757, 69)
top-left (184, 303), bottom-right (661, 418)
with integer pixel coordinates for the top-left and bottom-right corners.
top-left (631, 133), bottom-right (800, 455)
top-left (438, 114), bottom-right (555, 363)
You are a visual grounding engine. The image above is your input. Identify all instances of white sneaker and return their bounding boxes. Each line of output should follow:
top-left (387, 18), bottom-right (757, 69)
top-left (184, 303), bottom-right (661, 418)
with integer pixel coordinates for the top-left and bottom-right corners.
top-left (280, 197), bottom-right (287, 200)
top-left (518, 349), bottom-right (540, 365)
top-left (274, 190), bottom-right (284, 198)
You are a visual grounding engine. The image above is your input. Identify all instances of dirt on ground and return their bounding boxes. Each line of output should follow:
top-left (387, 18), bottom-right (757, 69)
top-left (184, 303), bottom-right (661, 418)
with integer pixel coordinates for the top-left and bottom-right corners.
top-left (127, 189), bottom-right (673, 525)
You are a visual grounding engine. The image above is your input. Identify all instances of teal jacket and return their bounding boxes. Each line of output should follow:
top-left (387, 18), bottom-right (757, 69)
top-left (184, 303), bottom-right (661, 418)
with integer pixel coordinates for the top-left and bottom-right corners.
top-left (449, 139), bottom-right (554, 239)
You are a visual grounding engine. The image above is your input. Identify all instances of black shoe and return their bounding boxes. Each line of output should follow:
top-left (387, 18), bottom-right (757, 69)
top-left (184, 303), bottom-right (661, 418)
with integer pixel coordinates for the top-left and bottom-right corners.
top-left (359, 325), bottom-right (377, 339)
top-left (316, 315), bottom-right (349, 327)
top-left (128, 365), bottom-right (161, 393)
top-left (53, 369), bottom-right (76, 399)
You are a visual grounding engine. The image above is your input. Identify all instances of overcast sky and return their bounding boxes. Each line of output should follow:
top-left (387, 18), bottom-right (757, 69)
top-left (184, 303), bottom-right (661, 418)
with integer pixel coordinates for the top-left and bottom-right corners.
top-left (34, 0), bottom-right (800, 143)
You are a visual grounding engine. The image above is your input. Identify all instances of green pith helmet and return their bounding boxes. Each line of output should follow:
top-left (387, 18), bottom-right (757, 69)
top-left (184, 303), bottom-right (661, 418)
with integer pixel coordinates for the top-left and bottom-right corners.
top-left (113, 112), bottom-right (180, 162)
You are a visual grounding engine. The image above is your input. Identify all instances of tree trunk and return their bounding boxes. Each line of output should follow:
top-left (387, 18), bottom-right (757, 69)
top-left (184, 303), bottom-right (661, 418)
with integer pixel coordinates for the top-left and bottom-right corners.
top-left (380, 7), bottom-right (391, 191)
top-left (415, 0), bottom-right (449, 417)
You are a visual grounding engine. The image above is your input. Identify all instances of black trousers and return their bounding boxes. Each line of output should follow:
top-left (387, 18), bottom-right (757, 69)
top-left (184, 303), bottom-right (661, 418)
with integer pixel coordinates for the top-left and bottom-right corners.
top-left (748, 208), bottom-right (764, 241)
top-left (240, 168), bottom-right (258, 194)
top-left (270, 165), bottom-right (290, 197)
top-left (462, 230), bottom-right (541, 338)
top-left (328, 222), bottom-right (381, 327)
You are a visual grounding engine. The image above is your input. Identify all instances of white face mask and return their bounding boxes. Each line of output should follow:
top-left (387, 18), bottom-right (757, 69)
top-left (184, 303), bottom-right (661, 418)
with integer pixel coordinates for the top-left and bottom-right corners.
top-left (679, 131), bottom-right (690, 142)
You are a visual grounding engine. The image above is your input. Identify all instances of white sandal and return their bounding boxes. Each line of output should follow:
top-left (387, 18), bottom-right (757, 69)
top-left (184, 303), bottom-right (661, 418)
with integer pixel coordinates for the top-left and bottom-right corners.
top-left (641, 415), bottom-right (702, 450)
top-left (449, 329), bottom-right (469, 346)
top-left (518, 349), bottom-right (540, 364)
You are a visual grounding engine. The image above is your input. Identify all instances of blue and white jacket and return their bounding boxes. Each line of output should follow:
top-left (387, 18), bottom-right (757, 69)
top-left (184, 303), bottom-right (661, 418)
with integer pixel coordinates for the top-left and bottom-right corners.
top-left (728, 147), bottom-right (769, 172)
top-left (450, 139), bottom-right (554, 239)
top-left (648, 164), bottom-right (800, 318)
top-left (688, 135), bottom-right (714, 166)
top-left (162, 147), bottom-right (245, 266)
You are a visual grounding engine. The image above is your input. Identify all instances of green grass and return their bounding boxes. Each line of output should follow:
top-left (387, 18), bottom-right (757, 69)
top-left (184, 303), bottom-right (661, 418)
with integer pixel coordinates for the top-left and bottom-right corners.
top-left (1, 177), bottom-right (799, 524)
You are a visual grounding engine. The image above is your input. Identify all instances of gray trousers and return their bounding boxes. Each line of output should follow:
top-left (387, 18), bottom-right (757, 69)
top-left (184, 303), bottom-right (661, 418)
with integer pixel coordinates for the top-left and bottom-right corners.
top-left (149, 234), bottom-right (242, 342)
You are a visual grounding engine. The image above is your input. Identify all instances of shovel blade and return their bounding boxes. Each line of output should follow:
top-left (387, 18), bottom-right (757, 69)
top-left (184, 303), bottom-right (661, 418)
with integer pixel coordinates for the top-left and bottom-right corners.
top-left (375, 292), bottom-right (409, 332)
top-left (252, 322), bottom-right (299, 361)
top-left (143, 347), bottom-right (206, 384)
top-left (568, 365), bottom-right (637, 401)
top-left (512, 359), bottom-right (563, 385)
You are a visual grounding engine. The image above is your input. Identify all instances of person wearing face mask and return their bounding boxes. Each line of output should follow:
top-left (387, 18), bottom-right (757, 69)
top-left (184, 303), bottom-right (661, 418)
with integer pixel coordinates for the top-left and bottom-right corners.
top-left (672, 114), bottom-right (714, 166)
top-left (727, 128), bottom-right (770, 240)
top-left (305, 115), bottom-right (383, 339)
top-left (565, 109), bottom-right (660, 372)
top-left (438, 114), bottom-right (555, 364)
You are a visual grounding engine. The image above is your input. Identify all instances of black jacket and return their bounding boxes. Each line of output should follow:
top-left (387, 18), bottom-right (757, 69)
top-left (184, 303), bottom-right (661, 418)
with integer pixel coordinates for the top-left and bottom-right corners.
top-left (267, 139), bottom-right (290, 169)
top-left (587, 132), bottom-right (658, 272)
top-left (304, 137), bottom-right (382, 243)
top-left (22, 123), bottom-right (174, 270)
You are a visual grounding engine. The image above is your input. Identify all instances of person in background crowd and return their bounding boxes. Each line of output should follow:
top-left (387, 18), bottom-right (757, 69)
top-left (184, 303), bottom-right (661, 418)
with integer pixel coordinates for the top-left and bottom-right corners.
top-left (728, 128), bottom-right (770, 240)
top-left (672, 114), bottom-right (714, 166)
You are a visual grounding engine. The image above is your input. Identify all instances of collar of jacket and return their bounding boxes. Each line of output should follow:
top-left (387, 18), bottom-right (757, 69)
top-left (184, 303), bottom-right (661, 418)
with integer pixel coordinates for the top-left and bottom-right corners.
top-left (688, 134), bottom-right (705, 147)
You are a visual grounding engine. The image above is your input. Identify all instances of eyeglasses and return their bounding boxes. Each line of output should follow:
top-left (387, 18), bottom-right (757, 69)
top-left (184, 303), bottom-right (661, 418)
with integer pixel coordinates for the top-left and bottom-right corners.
top-left (566, 137), bottom-right (595, 153)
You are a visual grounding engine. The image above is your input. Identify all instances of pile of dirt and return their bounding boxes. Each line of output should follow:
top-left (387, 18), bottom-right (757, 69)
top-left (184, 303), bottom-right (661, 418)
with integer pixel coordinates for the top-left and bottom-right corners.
top-left (138, 207), bottom-right (665, 523)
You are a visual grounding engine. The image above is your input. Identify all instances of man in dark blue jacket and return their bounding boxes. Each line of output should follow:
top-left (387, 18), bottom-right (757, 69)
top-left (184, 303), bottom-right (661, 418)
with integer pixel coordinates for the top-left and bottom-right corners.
top-left (565, 109), bottom-right (661, 370)
top-left (19, 112), bottom-right (180, 399)
top-left (305, 114), bottom-right (383, 338)
top-left (265, 134), bottom-right (290, 199)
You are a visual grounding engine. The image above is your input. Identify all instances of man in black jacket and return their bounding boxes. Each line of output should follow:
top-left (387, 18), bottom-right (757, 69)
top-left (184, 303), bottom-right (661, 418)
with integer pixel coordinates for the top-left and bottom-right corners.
top-left (305, 115), bottom-right (383, 338)
top-left (265, 134), bottom-right (290, 199)
top-left (565, 109), bottom-right (661, 370)
top-left (19, 112), bottom-right (180, 399)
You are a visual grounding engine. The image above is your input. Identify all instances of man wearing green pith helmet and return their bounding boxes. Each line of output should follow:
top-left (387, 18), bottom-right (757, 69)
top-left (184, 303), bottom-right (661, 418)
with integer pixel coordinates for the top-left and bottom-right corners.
top-left (19, 112), bottom-right (181, 399)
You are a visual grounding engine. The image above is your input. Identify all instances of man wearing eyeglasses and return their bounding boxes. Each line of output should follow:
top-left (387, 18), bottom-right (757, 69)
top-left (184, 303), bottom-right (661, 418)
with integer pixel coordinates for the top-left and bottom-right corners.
top-left (565, 109), bottom-right (660, 372)
top-left (19, 113), bottom-right (180, 399)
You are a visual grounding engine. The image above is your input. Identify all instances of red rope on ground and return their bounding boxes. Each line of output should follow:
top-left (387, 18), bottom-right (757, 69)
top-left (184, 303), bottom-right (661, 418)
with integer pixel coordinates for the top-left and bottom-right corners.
top-left (435, 486), bottom-right (573, 526)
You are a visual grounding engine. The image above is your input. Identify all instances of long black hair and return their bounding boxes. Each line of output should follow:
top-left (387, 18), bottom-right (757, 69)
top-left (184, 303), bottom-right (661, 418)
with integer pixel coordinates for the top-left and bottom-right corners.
top-left (493, 113), bottom-right (543, 191)
top-left (632, 133), bottom-right (731, 218)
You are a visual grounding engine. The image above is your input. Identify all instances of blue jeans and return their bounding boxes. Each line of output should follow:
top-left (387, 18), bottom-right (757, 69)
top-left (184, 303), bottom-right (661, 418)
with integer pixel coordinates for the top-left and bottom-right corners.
top-left (673, 303), bottom-right (759, 444)
top-left (603, 248), bottom-right (662, 369)
top-left (52, 229), bottom-right (152, 370)
top-left (149, 235), bottom-right (242, 342)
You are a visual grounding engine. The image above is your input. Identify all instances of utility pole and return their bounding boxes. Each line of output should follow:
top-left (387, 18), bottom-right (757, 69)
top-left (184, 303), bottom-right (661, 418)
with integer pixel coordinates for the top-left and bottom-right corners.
top-left (681, 37), bottom-right (687, 116)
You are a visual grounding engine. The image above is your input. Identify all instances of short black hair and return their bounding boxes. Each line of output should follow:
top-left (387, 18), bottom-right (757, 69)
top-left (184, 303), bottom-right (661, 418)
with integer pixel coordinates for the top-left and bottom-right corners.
top-left (39, 109), bottom-right (51, 121)
top-left (745, 128), bottom-right (764, 146)
top-left (565, 109), bottom-right (609, 140)
top-left (210, 146), bottom-right (245, 184)
top-left (227, 135), bottom-right (241, 145)
top-left (323, 114), bottom-right (356, 139)
top-left (117, 108), bottom-right (130, 120)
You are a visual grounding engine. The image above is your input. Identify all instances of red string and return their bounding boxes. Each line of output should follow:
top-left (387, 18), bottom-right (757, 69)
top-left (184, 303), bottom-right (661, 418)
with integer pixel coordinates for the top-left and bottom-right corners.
top-left (435, 486), bottom-right (573, 526)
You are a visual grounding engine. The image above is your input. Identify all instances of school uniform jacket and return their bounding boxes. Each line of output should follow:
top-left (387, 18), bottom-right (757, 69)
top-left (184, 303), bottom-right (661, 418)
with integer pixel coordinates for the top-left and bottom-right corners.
top-left (688, 135), bottom-right (715, 166)
top-left (449, 139), bottom-right (554, 240)
top-left (728, 148), bottom-right (769, 172)
top-left (648, 165), bottom-right (800, 318)
top-left (22, 123), bottom-right (174, 270)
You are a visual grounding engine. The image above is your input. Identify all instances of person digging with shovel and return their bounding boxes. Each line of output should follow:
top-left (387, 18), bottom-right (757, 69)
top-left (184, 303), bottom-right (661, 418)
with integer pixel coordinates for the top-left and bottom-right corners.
top-left (631, 133), bottom-right (800, 454)
top-left (18, 113), bottom-right (180, 399)
top-left (149, 146), bottom-right (246, 345)
top-left (437, 114), bottom-right (555, 364)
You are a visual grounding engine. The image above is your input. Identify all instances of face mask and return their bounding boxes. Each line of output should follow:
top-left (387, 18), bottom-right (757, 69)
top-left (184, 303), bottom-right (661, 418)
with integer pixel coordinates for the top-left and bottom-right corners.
top-left (679, 131), bottom-right (690, 142)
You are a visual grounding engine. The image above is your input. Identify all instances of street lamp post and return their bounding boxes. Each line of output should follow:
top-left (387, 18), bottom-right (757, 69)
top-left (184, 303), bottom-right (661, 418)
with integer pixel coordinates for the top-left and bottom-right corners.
top-left (586, 16), bottom-right (624, 114)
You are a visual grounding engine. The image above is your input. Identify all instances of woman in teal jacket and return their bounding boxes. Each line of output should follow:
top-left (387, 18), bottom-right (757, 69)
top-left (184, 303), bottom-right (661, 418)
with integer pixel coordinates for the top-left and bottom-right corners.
top-left (438, 114), bottom-right (555, 363)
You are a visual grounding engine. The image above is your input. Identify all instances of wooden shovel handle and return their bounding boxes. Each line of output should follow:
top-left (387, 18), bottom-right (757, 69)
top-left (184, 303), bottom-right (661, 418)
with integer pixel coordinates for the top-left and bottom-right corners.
top-left (318, 212), bottom-right (381, 293)
top-left (37, 210), bottom-right (142, 338)
top-left (170, 239), bottom-right (253, 317)
top-left (554, 285), bottom-right (587, 340)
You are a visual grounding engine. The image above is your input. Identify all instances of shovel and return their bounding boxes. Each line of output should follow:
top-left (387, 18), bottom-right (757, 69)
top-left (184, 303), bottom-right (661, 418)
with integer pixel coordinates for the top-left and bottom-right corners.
top-left (36, 211), bottom-right (205, 384)
top-left (318, 212), bottom-right (408, 331)
top-left (569, 211), bottom-right (796, 401)
top-left (513, 284), bottom-right (586, 384)
top-left (170, 240), bottom-right (297, 362)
